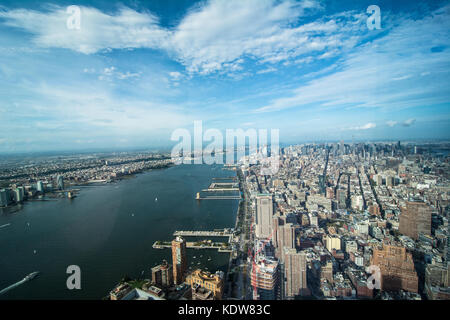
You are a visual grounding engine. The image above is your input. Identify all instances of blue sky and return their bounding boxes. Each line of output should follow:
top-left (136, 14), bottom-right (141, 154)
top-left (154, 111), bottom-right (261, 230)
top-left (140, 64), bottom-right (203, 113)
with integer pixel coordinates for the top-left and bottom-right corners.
top-left (0, 0), bottom-right (449, 153)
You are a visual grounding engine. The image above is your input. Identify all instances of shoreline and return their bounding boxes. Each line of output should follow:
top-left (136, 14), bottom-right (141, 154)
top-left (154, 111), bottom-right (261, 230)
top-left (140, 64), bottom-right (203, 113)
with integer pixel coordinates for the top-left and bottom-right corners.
top-left (0, 163), bottom-right (174, 211)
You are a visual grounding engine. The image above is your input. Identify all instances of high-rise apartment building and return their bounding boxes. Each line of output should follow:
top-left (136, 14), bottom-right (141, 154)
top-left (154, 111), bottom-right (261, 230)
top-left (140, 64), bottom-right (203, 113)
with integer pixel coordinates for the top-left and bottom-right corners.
top-left (276, 223), bottom-right (296, 261)
top-left (399, 201), bottom-right (432, 240)
top-left (371, 243), bottom-right (418, 293)
top-left (151, 260), bottom-right (173, 288)
top-left (36, 181), bottom-right (44, 193)
top-left (250, 256), bottom-right (280, 300)
top-left (255, 194), bottom-right (274, 240)
top-left (57, 175), bottom-right (64, 190)
top-left (326, 235), bottom-right (341, 253)
top-left (0, 189), bottom-right (9, 207)
top-left (171, 236), bottom-right (187, 285)
top-left (283, 248), bottom-right (307, 299)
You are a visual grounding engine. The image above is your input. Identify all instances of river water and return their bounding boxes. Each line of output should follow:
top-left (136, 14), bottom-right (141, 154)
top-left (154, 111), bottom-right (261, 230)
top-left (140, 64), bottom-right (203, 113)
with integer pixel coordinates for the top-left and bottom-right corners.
top-left (0, 164), bottom-right (238, 299)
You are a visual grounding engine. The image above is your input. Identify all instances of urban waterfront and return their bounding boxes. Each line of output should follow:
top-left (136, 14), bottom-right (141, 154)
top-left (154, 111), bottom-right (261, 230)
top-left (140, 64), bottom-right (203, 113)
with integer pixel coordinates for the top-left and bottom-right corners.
top-left (0, 164), bottom-right (238, 299)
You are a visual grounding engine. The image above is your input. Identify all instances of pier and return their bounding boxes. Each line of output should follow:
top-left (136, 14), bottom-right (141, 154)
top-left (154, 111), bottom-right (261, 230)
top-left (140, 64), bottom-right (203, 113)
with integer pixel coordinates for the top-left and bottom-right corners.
top-left (196, 195), bottom-right (241, 200)
top-left (152, 241), bottom-right (232, 253)
top-left (213, 177), bottom-right (237, 181)
top-left (173, 229), bottom-right (233, 238)
top-left (196, 172), bottom-right (241, 200)
top-left (152, 229), bottom-right (235, 253)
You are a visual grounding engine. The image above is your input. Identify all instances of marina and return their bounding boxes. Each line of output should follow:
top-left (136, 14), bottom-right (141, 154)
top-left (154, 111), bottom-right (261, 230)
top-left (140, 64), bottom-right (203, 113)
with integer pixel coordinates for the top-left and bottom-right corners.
top-left (0, 164), bottom-right (238, 299)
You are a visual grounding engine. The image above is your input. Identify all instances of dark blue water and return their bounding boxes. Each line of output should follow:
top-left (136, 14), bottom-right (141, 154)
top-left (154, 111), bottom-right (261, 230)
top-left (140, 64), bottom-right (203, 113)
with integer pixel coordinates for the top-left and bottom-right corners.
top-left (0, 164), bottom-right (238, 299)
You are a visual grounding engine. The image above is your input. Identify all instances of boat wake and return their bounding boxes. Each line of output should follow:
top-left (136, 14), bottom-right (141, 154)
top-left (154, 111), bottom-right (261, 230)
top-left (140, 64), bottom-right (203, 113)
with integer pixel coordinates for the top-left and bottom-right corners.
top-left (0, 272), bottom-right (39, 295)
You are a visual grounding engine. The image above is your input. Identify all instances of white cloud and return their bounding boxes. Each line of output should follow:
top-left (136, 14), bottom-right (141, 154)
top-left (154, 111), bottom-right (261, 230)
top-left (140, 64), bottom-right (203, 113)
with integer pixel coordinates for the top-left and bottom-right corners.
top-left (392, 75), bottom-right (413, 81)
top-left (0, 5), bottom-right (169, 54)
top-left (386, 120), bottom-right (398, 127)
top-left (402, 118), bottom-right (416, 127)
top-left (29, 83), bottom-right (194, 134)
top-left (255, 5), bottom-right (450, 113)
top-left (169, 71), bottom-right (183, 81)
top-left (348, 122), bottom-right (376, 130)
top-left (257, 67), bottom-right (278, 74)
top-left (96, 66), bottom-right (141, 81)
top-left (0, 1), bottom-right (365, 75)
top-left (167, 0), bottom-right (332, 74)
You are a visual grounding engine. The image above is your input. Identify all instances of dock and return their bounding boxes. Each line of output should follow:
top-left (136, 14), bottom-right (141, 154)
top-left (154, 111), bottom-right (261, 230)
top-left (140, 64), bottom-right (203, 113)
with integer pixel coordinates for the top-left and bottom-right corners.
top-left (196, 173), bottom-right (241, 200)
top-left (173, 229), bottom-right (233, 238)
top-left (152, 241), bottom-right (232, 252)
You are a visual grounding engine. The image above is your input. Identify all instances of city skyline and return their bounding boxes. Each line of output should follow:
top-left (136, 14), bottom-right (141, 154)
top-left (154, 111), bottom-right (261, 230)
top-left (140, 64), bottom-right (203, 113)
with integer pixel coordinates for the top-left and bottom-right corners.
top-left (0, 0), bottom-right (449, 153)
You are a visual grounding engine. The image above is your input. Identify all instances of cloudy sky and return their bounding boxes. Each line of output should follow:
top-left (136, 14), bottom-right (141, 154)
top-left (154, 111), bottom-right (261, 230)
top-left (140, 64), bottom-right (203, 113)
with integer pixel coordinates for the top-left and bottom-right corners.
top-left (0, 0), bottom-right (449, 153)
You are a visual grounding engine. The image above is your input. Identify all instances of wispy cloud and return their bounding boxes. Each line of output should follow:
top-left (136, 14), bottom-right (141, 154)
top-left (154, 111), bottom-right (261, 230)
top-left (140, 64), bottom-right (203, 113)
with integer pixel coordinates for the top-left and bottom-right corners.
top-left (0, 1), bottom-right (364, 75)
top-left (0, 1), bottom-right (449, 152)
top-left (97, 66), bottom-right (142, 81)
top-left (0, 5), bottom-right (169, 54)
top-left (386, 120), bottom-right (398, 127)
top-left (347, 122), bottom-right (376, 130)
top-left (255, 5), bottom-right (450, 113)
top-left (402, 118), bottom-right (416, 127)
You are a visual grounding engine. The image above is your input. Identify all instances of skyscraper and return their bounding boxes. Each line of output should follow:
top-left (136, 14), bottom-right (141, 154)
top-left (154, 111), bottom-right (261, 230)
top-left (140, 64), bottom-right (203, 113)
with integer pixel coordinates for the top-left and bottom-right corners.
top-left (14, 188), bottom-right (24, 203)
top-left (171, 236), bottom-right (187, 285)
top-left (251, 255), bottom-right (280, 300)
top-left (255, 194), bottom-right (274, 240)
top-left (57, 175), bottom-right (64, 190)
top-left (276, 223), bottom-right (296, 261)
top-left (36, 181), bottom-right (44, 193)
top-left (284, 248), bottom-right (307, 299)
top-left (399, 201), bottom-right (432, 240)
top-left (0, 189), bottom-right (8, 207)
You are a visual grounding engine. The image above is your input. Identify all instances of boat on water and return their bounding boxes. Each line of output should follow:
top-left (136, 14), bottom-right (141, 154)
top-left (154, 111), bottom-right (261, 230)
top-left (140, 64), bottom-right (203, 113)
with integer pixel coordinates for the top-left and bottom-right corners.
top-left (67, 191), bottom-right (76, 199)
top-left (0, 271), bottom-right (40, 295)
top-left (0, 223), bottom-right (11, 229)
top-left (24, 271), bottom-right (40, 281)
